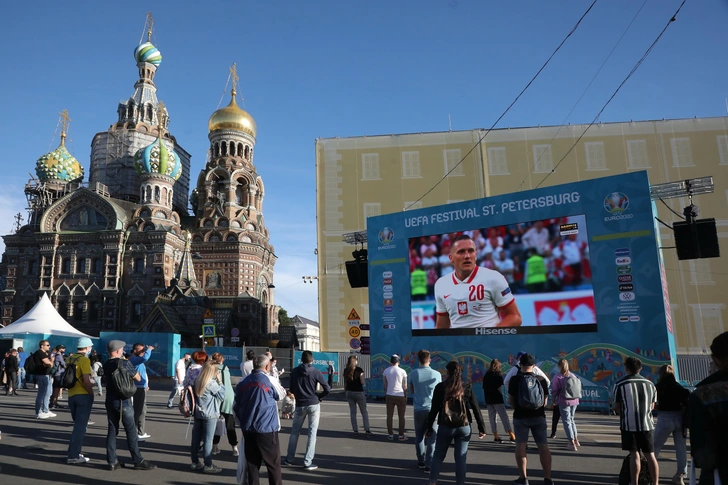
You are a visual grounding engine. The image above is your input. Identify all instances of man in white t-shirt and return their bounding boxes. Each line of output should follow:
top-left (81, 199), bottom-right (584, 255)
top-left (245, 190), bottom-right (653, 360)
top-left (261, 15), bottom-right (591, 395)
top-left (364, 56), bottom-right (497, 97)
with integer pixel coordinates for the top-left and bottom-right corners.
top-left (383, 354), bottom-right (408, 441)
top-left (435, 235), bottom-right (522, 329)
top-left (503, 351), bottom-right (551, 388)
top-left (240, 350), bottom-right (255, 377)
top-left (167, 353), bottom-right (190, 408)
top-left (494, 251), bottom-right (515, 284)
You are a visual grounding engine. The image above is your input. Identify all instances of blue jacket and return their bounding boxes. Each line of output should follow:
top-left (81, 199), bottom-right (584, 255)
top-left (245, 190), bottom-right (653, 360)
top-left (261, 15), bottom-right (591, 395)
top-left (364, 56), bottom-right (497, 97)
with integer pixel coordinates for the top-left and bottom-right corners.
top-left (233, 370), bottom-right (282, 434)
top-left (129, 348), bottom-right (152, 388)
top-left (195, 379), bottom-right (225, 420)
top-left (290, 363), bottom-right (330, 407)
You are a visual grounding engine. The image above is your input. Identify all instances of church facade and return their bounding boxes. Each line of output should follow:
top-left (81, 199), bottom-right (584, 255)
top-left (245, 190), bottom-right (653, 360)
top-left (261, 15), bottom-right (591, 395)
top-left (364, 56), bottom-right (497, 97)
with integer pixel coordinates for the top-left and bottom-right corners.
top-left (0, 28), bottom-right (278, 346)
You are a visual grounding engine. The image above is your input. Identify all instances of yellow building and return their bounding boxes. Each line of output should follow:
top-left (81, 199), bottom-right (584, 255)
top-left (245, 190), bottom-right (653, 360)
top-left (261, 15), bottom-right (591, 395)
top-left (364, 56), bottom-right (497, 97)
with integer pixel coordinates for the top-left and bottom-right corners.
top-left (315, 116), bottom-right (728, 355)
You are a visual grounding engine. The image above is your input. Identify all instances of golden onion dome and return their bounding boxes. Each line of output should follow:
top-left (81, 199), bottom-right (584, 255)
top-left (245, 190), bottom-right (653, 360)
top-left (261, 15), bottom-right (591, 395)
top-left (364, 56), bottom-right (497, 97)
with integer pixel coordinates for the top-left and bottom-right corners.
top-left (208, 90), bottom-right (257, 138)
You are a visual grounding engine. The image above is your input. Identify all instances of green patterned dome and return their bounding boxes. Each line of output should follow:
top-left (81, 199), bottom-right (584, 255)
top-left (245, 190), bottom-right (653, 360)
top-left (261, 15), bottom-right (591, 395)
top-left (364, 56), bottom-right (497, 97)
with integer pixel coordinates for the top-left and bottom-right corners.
top-left (134, 42), bottom-right (162, 67)
top-left (133, 135), bottom-right (182, 180)
top-left (35, 135), bottom-right (84, 182)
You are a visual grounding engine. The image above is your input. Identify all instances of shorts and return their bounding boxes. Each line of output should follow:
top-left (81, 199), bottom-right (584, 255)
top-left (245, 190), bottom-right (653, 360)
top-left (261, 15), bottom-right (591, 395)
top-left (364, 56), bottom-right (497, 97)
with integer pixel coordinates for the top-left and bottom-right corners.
top-left (513, 417), bottom-right (548, 445)
top-left (620, 430), bottom-right (654, 453)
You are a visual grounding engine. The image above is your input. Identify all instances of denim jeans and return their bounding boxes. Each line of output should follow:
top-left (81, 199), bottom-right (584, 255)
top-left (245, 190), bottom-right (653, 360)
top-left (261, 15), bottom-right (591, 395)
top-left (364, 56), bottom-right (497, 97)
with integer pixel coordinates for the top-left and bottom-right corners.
top-left (346, 391), bottom-right (370, 433)
top-left (167, 382), bottom-right (182, 407)
top-left (429, 425), bottom-right (472, 485)
top-left (559, 404), bottom-right (578, 441)
top-left (191, 417), bottom-right (217, 467)
top-left (35, 375), bottom-right (52, 414)
top-left (654, 410), bottom-right (688, 475)
top-left (68, 393), bottom-right (94, 459)
top-left (106, 399), bottom-right (143, 465)
top-left (17, 367), bottom-right (26, 389)
top-left (286, 404), bottom-right (321, 467)
top-left (414, 409), bottom-right (437, 467)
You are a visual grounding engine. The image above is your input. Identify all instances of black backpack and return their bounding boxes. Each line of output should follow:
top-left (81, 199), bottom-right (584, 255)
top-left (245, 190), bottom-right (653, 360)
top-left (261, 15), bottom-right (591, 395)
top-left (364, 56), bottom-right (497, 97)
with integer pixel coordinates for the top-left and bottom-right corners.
top-left (443, 395), bottom-right (468, 428)
top-left (24, 353), bottom-right (39, 375)
top-left (618, 453), bottom-right (652, 485)
top-left (110, 360), bottom-right (137, 399)
top-left (60, 355), bottom-right (80, 389)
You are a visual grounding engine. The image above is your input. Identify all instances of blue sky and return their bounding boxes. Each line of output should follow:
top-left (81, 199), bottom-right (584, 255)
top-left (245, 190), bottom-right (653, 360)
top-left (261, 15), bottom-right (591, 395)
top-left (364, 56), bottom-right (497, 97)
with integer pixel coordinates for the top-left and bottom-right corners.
top-left (1, 1), bottom-right (726, 321)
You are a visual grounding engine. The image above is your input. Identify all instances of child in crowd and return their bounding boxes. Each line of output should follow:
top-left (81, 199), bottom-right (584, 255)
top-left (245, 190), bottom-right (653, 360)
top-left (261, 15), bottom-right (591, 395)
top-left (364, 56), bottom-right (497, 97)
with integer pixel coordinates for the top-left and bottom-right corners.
top-left (281, 389), bottom-right (295, 419)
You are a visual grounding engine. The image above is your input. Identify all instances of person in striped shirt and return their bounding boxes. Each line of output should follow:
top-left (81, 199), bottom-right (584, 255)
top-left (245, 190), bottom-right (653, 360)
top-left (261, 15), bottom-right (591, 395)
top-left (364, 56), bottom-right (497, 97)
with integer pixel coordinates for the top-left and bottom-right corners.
top-left (614, 357), bottom-right (659, 485)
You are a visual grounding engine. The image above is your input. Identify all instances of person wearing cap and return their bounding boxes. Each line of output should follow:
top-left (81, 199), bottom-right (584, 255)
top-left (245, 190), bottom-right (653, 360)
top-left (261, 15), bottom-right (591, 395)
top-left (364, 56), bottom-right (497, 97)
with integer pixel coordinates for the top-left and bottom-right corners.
top-left (102, 340), bottom-right (156, 471)
top-left (689, 331), bottom-right (728, 485)
top-left (66, 337), bottom-right (95, 465)
top-left (503, 351), bottom-right (550, 388)
top-left (129, 342), bottom-right (155, 440)
top-left (383, 354), bottom-right (408, 441)
top-left (507, 353), bottom-right (553, 485)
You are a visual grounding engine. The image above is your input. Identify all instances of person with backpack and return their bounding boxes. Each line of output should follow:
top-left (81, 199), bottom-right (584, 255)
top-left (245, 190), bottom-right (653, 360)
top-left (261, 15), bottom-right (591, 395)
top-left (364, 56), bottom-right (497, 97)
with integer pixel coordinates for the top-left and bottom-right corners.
top-left (65, 337), bottom-right (95, 465)
top-left (91, 354), bottom-right (104, 397)
top-left (4, 349), bottom-right (19, 396)
top-left (409, 349), bottom-right (441, 471)
top-left (551, 359), bottom-right (581, 451)
top-left (102, 340), bottom-right (155, 471)
top-left (129, 343), bottom-right (154, 441)
top-left (425, 360), bottom-right (486, 485)
top-left (190, 360), bottom-right (226, 474)
top-left (50, 344), bottom-right (67, 409)
top-left (654, 364), bottom-right (689, 485)
top-left (210, 352), bottom-right (239, 457)
top-left (31, 340), bottom-right (56, 419)
top-left (507, 352), bottom-right (553, 485)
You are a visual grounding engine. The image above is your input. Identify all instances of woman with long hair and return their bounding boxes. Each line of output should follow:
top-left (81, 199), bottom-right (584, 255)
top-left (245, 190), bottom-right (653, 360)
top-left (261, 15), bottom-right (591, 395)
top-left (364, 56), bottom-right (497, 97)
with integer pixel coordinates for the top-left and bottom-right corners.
top-left (654, 364), bottom-right (689, 485)
top-left (482, 359), bottom-right (515, 443)
top-left (183, 351), bottom-right (207, 388)
top-left (210, 353), bottom-right (239, 457)
top-left (425, 360), bottom-right (486, 485)
top-left (344, 354), bottom-right (372, 436)
top-left (551, 359), bottom-right (580, 451)
top-left (190, 361), bottom-right (225, 474)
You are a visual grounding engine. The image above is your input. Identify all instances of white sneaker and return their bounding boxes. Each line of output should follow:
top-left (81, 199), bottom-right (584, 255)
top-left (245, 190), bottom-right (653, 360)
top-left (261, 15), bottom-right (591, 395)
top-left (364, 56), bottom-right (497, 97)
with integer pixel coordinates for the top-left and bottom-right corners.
top-left (67, 455), bottom-right (90, 464)
top-left (46, 411), bottom-right (57, 418)
top-left (36, 412), bottom-right (50, 419)
top-left (138, 433), bottom-right (151, 439)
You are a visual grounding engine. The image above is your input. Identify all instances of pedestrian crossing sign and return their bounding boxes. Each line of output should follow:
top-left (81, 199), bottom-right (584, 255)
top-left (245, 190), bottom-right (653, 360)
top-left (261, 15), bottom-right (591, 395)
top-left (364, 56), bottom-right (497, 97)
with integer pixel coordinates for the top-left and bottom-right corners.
top-left (202, 324), bottom-right (216, 337)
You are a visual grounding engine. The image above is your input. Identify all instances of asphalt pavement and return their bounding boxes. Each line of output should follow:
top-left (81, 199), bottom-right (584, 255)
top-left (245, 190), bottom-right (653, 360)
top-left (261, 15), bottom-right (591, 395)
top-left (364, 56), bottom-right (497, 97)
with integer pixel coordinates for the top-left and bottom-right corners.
top-left (0, 384), bottom-right (687, 484)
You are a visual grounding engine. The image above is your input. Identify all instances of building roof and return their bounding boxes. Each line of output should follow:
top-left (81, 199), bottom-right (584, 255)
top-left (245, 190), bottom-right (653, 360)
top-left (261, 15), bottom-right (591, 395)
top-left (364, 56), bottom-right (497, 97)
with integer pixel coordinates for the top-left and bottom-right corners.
top-left (292, 315), bottom-right (318, 328)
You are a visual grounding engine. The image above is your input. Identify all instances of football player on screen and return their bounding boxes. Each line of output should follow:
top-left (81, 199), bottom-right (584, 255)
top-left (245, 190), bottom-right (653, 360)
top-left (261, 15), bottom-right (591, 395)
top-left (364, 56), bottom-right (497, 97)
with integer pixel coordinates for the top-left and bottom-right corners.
top-left (435, 234), bottom-right (522, 329)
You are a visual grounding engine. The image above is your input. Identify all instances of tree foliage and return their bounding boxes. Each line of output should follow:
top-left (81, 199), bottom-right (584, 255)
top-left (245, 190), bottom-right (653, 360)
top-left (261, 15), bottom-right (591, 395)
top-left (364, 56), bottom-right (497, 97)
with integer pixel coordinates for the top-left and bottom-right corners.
top-left (278, 307), bottom-right (293, 325)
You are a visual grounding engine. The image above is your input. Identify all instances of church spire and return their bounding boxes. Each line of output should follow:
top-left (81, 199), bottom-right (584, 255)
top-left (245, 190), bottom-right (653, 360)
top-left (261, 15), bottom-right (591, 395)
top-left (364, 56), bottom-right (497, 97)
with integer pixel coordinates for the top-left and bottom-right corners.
top-left (175, 232), bottom-right (200, 290)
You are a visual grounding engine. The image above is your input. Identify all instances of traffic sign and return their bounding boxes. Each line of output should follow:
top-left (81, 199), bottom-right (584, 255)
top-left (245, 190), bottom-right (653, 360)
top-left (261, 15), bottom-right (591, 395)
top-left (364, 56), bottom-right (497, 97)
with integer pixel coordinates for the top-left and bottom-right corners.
top-left (202, 324), bottom-right (216, 337)
top-left (203, 309), bottom-right (214, 319)
top-left (360, 336), bottom-right (370, 355)
top-left (231, 327), bottom-right (240, 337)
top-left (230, 337), bottom-right (240, 343)
top-left (349, 338), bottom-right (361, 349)
top-left (348, 326), bottom-right (361, 338)
top-left (359, 324), bottom-right (370, 331)
top-left (347, 308), bottom-right (361, 320)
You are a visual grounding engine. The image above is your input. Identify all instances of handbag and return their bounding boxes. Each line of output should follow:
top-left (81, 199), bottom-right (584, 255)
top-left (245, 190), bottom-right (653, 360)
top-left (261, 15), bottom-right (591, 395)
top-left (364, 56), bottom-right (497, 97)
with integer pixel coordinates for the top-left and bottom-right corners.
top-left (214, 365), bottom-right (228, 437)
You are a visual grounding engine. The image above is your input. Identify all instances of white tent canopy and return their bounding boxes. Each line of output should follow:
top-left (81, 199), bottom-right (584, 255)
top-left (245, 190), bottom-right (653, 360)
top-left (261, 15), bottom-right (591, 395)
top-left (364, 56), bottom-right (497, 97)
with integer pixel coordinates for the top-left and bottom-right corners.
top-left (0, 293), bottom-right (95, 339)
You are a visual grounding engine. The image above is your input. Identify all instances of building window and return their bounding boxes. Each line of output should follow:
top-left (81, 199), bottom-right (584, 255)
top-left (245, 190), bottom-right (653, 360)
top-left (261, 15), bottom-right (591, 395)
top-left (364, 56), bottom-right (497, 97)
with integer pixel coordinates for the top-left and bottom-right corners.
top-left (134, 258), bottom-right (144, 273)
top-left (93, 258), bottom-right (102, 274)
top-left (401, 151), bottom-right (421, 178)
top-left (89, 301), bottom-right (99, 321)
top-left (73, 301), bottom-right (85, 322)
top-left (627, 140), bottom-right (650, 169)
top-left (76, 258), bottom-right (86, 274)
top-left (404, 201), bottom-right (423, 211)
top-left (532, 144), bottom-right (553, 173)
top-left (28, 260), bottom-right (38, 275)
top-left (670, 137), bottom-right (694, 167)
top-left (689, 259), bottom-right (714, 285)
top-left (717, 135), bottom-right (728, 165)
top-left (585, 142), bottom-right (607, 171)
top-left (131, 302), bottom-right (142, 323)
top-left (443, 149), bottom-right (463, 176)
top-left (58, 300), bottom-right (69, 320)
top-left (62, 258), bottom-right (71, 274)
top-left (690, 304), bottom-right (725, 352)
top-left (487, 147), bottom-right (508, 175)
top-left (361, 153), bottom-right (380, 180)
top-left (363, 203), bottom-right (381, 229)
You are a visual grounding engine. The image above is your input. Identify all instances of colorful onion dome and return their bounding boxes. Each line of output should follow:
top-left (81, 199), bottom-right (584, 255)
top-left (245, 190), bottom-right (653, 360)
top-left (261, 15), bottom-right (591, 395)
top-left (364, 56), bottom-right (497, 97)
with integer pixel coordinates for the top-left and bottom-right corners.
top-left (134, 42), bottom-right (162, 67)
top-left (208, 90), bottom-right (257, 138)
top-left (133, 136), bottom-right (182, 180)
top-left (35, 134), bottom-right (84, 182)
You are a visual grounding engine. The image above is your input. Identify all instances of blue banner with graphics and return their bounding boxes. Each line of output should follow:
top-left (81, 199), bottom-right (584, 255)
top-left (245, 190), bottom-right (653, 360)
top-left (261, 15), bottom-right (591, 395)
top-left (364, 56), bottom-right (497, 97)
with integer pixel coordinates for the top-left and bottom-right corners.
top-left (99, 332), bottom-right (180, 379)
top-left (293, 351), bottom-right (338, 383)
top-left (181, 347), bottom-right (244, 377)
top-left (366, 171), bottom-right (674, 408)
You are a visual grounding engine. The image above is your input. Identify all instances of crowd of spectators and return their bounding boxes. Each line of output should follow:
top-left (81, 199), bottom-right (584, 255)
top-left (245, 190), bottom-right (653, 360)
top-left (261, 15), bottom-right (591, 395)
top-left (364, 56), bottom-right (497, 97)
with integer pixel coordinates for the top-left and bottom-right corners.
top-left (409, 218), bottom-right (592, 299)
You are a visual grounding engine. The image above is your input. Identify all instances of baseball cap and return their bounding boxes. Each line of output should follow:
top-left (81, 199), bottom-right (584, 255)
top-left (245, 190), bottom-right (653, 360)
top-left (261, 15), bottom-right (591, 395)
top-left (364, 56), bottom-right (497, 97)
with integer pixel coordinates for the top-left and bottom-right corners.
top-left (519, 353), bottom-right (535, 367)
top-left (515, 351), bottom-right (526, 360)
top-left (77, 337), bottom-right (93, 349)
top-left (390, 354), bottom-right (400, 364)
top-left (107, 340), bottom-right (126, 353)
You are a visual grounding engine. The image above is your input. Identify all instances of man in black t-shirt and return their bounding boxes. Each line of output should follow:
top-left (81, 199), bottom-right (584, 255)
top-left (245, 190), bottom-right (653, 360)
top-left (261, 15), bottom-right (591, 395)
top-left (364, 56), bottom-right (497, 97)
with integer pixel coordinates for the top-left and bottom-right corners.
top-left (33, 340), bottom-right (56, 419)
top-left (508, 353), bottom-right (553, 485)
top-left (102, 340), bottom-right (155, 471)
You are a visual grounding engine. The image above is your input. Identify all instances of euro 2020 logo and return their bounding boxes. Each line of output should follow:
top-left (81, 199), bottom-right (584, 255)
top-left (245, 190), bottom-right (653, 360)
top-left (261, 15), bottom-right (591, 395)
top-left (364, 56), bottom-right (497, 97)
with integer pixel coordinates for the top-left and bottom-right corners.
top-left (378, 227), bottom-right (394, 244)
top-left (604, 192), bottom-right (629, 214)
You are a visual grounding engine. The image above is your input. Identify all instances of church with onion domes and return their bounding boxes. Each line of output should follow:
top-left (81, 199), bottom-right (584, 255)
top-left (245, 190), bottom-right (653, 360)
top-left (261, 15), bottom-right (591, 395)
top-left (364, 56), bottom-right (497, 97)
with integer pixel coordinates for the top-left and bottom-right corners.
top-left (0, 17), bottom-right (278, 347)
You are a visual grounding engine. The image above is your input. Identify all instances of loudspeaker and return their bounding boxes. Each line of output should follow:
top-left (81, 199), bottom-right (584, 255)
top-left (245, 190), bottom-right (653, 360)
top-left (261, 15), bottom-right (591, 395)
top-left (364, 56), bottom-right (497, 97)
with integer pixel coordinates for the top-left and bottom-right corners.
top-left (673, 218), bottom-right (720, 260)
top-left (345, 259), bottom-right (369, 288)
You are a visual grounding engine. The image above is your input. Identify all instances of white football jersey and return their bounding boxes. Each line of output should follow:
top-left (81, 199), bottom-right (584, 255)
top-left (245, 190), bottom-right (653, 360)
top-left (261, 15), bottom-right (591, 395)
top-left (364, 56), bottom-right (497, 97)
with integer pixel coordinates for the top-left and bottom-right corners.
top-left (435, 266), bottom-right (515, 328)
